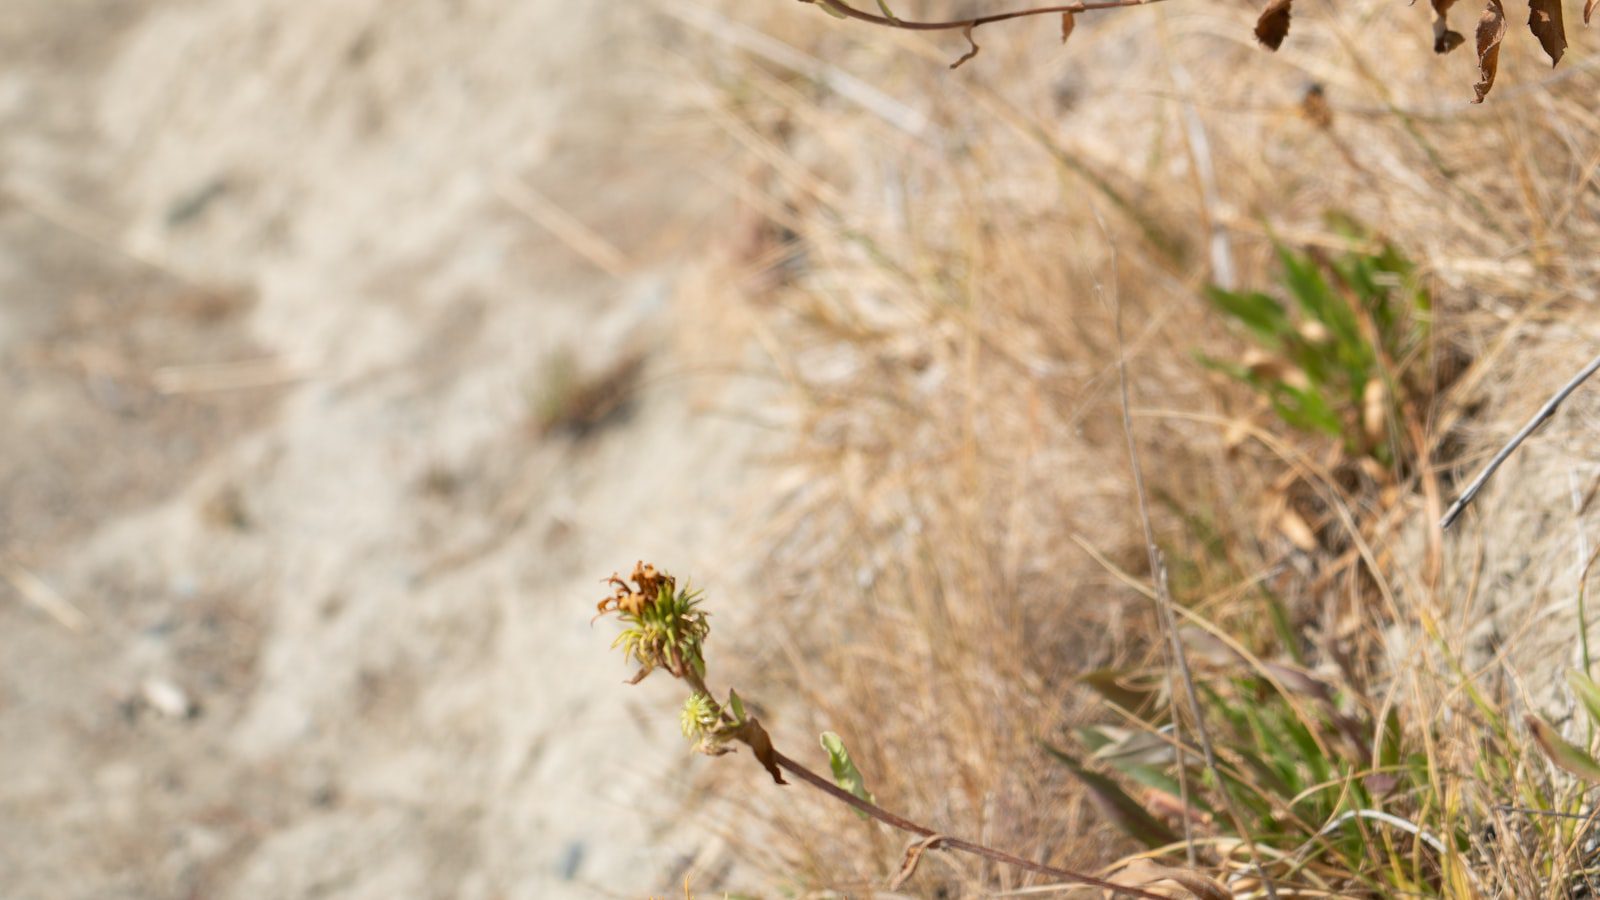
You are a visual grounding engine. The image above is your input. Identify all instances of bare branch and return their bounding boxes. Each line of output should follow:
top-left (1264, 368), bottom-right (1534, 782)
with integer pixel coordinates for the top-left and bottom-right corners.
top-left (1440, 350), bottom-right (1600, 530)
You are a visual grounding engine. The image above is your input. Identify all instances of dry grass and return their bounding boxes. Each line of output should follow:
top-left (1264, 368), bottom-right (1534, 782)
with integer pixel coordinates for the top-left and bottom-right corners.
top-left (640, 0), bottom-right (1600, 895)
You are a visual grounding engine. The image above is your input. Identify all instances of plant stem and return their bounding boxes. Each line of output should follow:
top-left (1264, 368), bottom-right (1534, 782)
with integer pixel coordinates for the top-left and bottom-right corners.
top-left (768, 749), bottom-right (1174, 899)
top-left (807, 0), bottom-right (1171, 31)
top-left (683, 670), bottom-right (1170, 897)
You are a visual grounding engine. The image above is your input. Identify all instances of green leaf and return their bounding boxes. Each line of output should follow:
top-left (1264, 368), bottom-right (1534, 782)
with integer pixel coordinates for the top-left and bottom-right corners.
top-left (1526, 714), bottom-right (1600, 782)
top-left (1568, 670), bottom-right (1600, 730)
top-left (1380, 707), bottom-right (1403, 770)
top-left (727, 688), bottom-right (747, 724)
top-left (1268, 382), bottom-right (1343, 436)
top-left (814, 0), bottom-right (848, 17)
top-left (1196, 353), bottom-right (1253, 384)
top-left (1042, 743), bottom-right (1180, 848)
top-left (1076, 725), bottom-right (1119, 754)
top-left (1205, 286), bottom-right (1290, 345)
top-left (820, 731), bottom-right (874, 817)
top-left (1278, 244), bottom-right (1358, 346)
top-left (1114, 761), bottom-right (1217, 816)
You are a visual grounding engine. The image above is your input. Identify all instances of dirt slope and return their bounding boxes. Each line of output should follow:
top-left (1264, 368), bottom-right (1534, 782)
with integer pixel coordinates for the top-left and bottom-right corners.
top-left (0, 3), bottom-right (762, 897)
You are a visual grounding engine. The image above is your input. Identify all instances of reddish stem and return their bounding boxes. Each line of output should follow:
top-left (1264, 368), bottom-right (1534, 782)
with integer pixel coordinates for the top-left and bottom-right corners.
top-left (769, 749), bottom-right (1173, 899)
top-left (680, 674), bottom-right (1170, 897)
top-left (808, 0), bottom-right (1170, 31)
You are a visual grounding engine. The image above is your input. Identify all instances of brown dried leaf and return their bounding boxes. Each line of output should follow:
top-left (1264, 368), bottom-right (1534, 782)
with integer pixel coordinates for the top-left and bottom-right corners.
top-left (888, 834), bottom-right (947, 890)
top-left (1278, 508), bottom-right (1319, 551)
top-left (1362, 377), bottom-right (1388, 447)
top-left (1529, 0), bottom-right (1567, 65)
top-left (1473, 0), bottom-right (1507, 102)
top-left (1263, 661), bottom-right (1336, 703)
top-left (1180, 625), bottom-right (1240, 667)
top-left (1433, 0), bottom-right (1466, 49)
top-left (1255, 0), bottom-right (1293, 49)
top-left (1301, 83), bottom-right (1333, 129)
top-left (735, 717), bottom-right (787, 784)
top-left (1527, 714), bottom-right (1600, 781)
top-left (1587, 0), bottom-right (1597, 25)
top-left (1061, 11), bottom-right (1077, 44)
top-left (1112, 860), bottom-right (1235, 900)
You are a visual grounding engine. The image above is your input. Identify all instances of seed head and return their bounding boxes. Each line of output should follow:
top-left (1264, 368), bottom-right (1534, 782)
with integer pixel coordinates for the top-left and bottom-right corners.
top-left (596, 562), bottom-right (710, 683)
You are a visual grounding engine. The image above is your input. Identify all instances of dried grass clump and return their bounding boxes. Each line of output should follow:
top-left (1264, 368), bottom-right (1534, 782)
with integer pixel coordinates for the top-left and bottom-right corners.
top-left (644, 0), bottom-right (1600, 893)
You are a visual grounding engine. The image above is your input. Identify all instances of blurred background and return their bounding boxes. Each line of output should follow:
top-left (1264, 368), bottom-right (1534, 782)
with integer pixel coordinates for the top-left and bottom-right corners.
top-left (1, 2), bottom-right (771, 897)
top-left (3, 1), bottom-right (1599, 898)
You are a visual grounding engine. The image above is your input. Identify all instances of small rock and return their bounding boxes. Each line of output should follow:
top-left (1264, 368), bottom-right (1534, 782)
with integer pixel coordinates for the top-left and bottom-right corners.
top-left (141, 677), bottom-right (197, 720)
top-left (557, 840), bottom-right (585, 880)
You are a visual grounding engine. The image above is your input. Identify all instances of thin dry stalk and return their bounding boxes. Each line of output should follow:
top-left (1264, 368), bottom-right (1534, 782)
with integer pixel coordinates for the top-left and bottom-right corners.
top-left (1108, 265), bottom-right (1277, 897)
top-left (1440, 350), bottom-right (1600, 529)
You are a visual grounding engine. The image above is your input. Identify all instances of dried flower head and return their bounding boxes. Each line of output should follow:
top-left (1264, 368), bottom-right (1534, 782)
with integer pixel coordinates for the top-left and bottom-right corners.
top-left (596, 562), bottom-right (709, 684)
top-left (597, 561), bottom-right (674, 618)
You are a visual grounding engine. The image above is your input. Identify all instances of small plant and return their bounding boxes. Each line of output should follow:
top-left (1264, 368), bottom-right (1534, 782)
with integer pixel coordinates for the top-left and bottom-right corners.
top-left (594, 562), bottom-right (1200, 898)
top-left (1056, 594), bottom-right (1600, 896)
top-left (531, 347), bottom-right (644, 439)
top-left (1201, 229), bottom-right (1431, 466)
top-left (1065, 658), bottom-right (1454, 893)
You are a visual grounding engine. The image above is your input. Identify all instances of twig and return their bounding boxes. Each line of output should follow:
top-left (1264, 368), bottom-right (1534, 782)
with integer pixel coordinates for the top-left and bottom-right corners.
top-left (495, 177), bottom-right (630, 277)
top-left (663, 1), bottom-right (929, 137)
top-left (1, 559), bottom-right (89, 633)
top-left (1440, 350), bottom-right (1600, 530)
top-left (151, 357), bottom-right (306, 394)
top-left (803, 0), bottom-right (1172, 65)
top-left (807, 0), bottom-right (1171, 32)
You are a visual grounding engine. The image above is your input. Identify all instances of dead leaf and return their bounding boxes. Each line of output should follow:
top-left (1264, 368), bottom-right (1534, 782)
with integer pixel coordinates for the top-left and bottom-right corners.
top-left (1278, 508), bottom-right (1318, 551)
top-left (1587, 0), bottom-right (1597, 25)
top-left (1255, 0), bottom-right (1294, 49)
top-left (1473, 0), bottom-right (1507, 102)
top-left (1061, 11), bottom-right (1077, 43)
top-left (1301, 83), bottom-right (1333, 129)
top-left (1528, 0), bottom-right (1567, 65)
top-left (1362, 377), bottom-right (1387, 447)
top-left (1242, 347), bottom-right (1292, 382)
top-left (735, 717), bottom-right (787, 785)
top-left (1527, 714), bottom-right (1600, 781)
top-left (1433, 0), bottom-right (1466, 51)
top-left (1223, 417), bottom-right (1251, 451)
top-left (1180, 625), bottom-right (1241, 667)
top-left (1262, 661), bottom-right (1335, 703)
top-left (1043, 745), bottom-right (1179, 848)
top-left (888, 834), bottom-right (947, 890)
top-left (1111, 859), bottom-right (1235, 899)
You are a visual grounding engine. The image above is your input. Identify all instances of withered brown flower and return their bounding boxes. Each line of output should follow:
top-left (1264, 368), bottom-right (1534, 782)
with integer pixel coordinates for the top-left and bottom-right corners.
top-left (596, 561), bottom-right (676, 619)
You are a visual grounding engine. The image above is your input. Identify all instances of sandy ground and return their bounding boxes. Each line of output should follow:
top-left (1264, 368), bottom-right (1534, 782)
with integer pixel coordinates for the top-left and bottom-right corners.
top-left (0, 2), bottom-right (768, 897)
